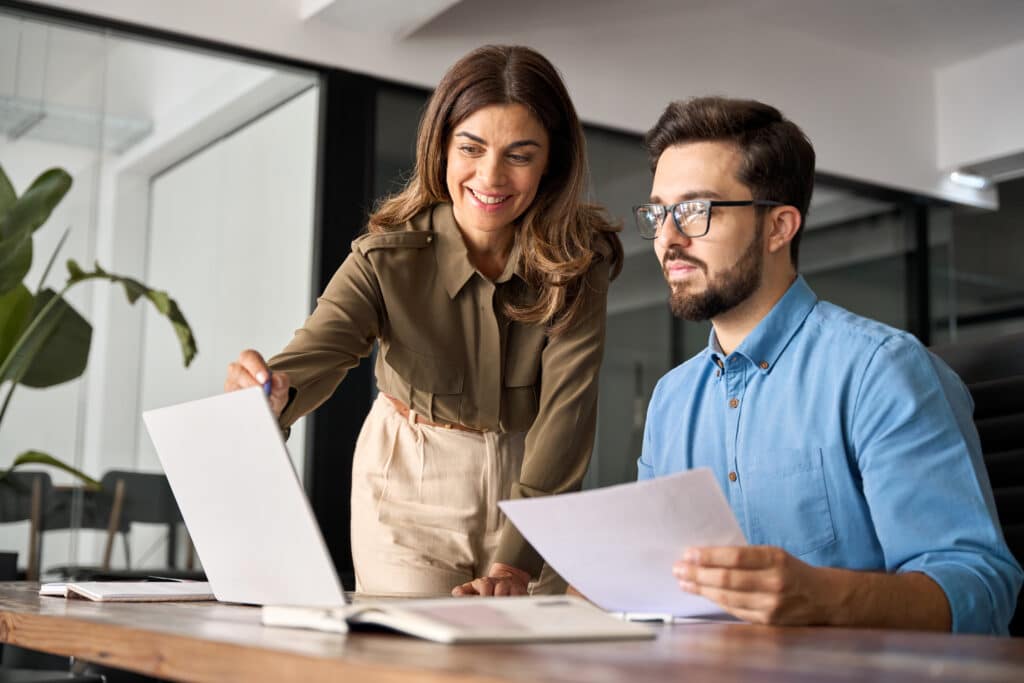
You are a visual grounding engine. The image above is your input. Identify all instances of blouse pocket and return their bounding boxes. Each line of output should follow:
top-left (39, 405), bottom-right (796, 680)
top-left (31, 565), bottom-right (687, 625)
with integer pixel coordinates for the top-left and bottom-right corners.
top-left (742, 448), bottom-right (837, 558)
top-left (384, 340), bottom-right (464, 395)
top-left (503, 335), bottom-right (543, 430)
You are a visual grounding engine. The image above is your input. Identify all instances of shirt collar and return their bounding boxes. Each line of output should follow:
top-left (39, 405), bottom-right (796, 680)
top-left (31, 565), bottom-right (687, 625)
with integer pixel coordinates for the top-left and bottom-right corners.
top-left (708, 275), bottom-right (818, 374)
top-left (432, 202), bottom-right (525, 299)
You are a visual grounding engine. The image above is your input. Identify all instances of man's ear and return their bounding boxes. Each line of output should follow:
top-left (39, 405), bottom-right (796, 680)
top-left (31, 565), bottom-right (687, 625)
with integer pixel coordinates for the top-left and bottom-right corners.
top-left (766, 206), bottom-right (801, 255)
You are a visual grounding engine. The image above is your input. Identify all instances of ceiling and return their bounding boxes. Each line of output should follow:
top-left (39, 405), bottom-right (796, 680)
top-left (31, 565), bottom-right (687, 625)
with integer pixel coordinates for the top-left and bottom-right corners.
top-left (409, 0), bottom-right (1024, 70)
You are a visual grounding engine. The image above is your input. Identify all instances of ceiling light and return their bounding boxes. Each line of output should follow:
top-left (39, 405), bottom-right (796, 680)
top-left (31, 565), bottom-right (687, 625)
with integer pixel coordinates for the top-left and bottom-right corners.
top-left (949, 171), bottom-right (990, 190)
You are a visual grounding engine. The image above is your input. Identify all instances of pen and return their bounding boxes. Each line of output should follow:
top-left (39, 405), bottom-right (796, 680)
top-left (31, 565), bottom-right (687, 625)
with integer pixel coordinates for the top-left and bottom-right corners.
top-left (262, 370), bottom-right (272, 397)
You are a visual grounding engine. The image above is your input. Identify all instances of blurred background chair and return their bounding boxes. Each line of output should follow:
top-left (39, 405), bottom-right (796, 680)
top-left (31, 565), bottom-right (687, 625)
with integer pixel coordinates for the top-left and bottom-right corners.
top-left (42, 470), bottom-right (199, 581)
top-left (932, 330), bottom-right (1024, 636)
top-left (0, 471), bottom-right (52, 581)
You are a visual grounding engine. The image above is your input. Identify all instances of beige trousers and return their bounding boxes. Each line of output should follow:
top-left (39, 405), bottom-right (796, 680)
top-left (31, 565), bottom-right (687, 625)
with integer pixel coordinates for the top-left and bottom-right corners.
top-left (351, 393), bottom-right (564, 595)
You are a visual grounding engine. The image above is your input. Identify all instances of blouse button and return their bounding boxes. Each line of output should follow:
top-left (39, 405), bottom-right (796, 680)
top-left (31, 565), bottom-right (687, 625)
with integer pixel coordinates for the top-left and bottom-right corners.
top-left (728, 471), bottom-right (738, 482)
top-left (728, 398), bottom-right (739, 409)
top-left (759, 361), bottom-right (769, 370)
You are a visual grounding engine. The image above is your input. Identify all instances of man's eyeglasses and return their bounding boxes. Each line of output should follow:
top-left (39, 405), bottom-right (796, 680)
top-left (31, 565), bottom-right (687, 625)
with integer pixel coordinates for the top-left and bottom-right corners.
top-left (632, 199), bottom-right (784, 239)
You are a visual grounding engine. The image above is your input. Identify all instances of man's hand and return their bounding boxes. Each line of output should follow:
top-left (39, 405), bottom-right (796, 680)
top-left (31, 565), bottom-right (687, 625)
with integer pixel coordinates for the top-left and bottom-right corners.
top-left (452, 563), bottom-right (531, 597)
top-left (674, 545), bottom-right (952, 630)
top-left (673, 545), bottom-right (835, 625)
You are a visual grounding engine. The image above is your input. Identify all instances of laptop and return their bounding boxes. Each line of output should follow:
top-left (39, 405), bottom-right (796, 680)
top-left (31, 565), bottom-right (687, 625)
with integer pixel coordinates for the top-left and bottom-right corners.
top-left (142, 387), bottom-right (347, 607)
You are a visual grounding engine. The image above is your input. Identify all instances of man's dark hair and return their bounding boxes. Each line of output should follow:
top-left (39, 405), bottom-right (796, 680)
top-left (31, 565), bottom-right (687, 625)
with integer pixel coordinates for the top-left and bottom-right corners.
top-left (644, 97), bottom-right (815, 269)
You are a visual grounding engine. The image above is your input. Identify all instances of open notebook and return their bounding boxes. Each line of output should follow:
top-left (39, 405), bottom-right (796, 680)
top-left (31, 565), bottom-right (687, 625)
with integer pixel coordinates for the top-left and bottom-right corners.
top-left (262, 595), bottom-right (655, 644)
top-left (40, 581), bottom-right (214, 602)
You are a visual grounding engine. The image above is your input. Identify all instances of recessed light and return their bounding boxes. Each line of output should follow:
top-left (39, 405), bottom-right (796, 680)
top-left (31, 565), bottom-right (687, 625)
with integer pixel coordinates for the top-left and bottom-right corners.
top-left (949, 171), bottom-right (990, 190)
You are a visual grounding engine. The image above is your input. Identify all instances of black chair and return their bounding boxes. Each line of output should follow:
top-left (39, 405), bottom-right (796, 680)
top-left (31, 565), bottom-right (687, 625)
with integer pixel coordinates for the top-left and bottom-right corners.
top-left (0, 471), bottom-right (52, 581)
top-left (931, 330), bottom-right (1024, 636)
top-left (43, 470), bottom-right (198, 581)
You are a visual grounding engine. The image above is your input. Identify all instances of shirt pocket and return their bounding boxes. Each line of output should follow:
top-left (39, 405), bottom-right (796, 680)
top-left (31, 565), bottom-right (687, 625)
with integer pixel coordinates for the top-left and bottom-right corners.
top-left (503, 334), bottom-right (543, 431)
top-left (384, 340), bottom-right (464, 395)
top-left (743, 448), bottom-right (837, 558)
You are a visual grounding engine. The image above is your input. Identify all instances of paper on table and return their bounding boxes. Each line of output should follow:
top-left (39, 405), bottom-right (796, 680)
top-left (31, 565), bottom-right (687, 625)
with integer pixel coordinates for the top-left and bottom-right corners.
top-left (499, 468), bottom-right (747, 617)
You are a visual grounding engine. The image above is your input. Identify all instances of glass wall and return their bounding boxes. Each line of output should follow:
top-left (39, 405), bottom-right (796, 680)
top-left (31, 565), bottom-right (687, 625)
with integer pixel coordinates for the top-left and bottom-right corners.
top-left (932, 175), bottom-right (1024, 344)
top-left (0, 8), bottom-right (320, 579)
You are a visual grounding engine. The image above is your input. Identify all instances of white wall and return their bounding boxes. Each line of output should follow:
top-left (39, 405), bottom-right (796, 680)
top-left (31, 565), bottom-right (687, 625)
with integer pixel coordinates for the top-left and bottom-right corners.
top-left (136, 87), bottom-right (319, 477)
top-left (936, 39), bottom-right (1024, 171)
top-left (31, 0), bottom-right (996, 207)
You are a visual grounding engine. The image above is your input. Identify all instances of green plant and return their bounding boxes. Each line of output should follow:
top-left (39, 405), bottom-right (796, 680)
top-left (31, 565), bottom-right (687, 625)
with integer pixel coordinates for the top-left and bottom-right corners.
top-left (0, 164), bottom-right (197, 488)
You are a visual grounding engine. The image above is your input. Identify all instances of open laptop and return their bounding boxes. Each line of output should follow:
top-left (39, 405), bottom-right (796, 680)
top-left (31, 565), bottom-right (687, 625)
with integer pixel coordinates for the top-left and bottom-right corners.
top-left (142, 387), bottom-right (347, 607)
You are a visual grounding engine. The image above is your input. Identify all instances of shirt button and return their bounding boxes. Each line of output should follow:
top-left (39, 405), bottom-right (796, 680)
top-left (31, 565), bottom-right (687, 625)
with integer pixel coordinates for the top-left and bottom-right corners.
top-left (728, 471), bottom-right (737, 482)
top-left (759, 361), bottom-right (769, 370)
top-left (728, 398), bottom-right (739, 409)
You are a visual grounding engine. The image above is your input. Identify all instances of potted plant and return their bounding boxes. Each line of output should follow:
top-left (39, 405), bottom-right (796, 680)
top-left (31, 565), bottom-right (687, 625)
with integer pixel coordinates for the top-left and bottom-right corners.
top-left (0, 164), bottom-right (197, 488)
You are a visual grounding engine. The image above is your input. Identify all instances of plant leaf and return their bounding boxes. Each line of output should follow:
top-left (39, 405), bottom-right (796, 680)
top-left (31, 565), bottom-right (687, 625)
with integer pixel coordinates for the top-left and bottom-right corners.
top-left (0, 288), bottom-right (91, 388)
top-left (0, 450), bottom-right (101, 490)
top-left (66, 259), bottom-right (197, 367)
top-left (0, 228), bottom-right (32, 296)
top-left (0, 168), bottom-right (72, 240)
top-left (36, 226), bottom-right (71, 295)
top-left (0, 164), bottom-right (16, 222)
top-left (0, 284), bottom-right (33, 368)
top-left (20, 290), bottom-right (92, 388)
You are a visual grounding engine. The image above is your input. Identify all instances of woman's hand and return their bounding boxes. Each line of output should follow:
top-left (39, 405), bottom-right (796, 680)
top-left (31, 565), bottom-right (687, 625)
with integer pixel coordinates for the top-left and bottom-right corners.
top-left (452, 563), bottom-right (531, 597)
top-left (224, 349), bottom-right (291, 417)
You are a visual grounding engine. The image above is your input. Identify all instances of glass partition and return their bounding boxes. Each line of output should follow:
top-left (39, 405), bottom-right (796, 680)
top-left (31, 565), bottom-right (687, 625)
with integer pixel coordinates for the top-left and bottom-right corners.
top-left (0, 7), bottom-right (320, 579)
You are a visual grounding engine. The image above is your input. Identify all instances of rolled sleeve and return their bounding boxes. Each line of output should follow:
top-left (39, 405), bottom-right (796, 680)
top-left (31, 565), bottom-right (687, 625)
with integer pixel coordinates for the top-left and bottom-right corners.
top-left (492, 258), bottom-right (611, 576)
top-left (852, 335), bottom-right (1023, 634)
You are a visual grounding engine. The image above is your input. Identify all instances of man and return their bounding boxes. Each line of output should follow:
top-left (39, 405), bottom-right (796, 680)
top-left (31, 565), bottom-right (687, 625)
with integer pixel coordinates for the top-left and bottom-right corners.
top-left (635, 97), bottom-right (1022, 634)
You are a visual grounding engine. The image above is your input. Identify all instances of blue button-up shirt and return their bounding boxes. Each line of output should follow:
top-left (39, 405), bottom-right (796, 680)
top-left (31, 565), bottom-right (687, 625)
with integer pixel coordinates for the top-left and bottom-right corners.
top-left (638, 276), bottom-right (1022, 634)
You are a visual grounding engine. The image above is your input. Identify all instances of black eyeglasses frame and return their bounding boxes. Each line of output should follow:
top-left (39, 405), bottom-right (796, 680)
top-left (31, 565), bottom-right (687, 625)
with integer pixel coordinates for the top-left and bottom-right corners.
top-left (632, 199), bottom-right (785, 240)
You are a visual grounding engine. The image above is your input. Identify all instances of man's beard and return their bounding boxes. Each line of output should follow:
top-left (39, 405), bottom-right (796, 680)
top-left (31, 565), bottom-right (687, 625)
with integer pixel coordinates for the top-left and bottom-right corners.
top-left (665, 227), bottom-right (764, 322)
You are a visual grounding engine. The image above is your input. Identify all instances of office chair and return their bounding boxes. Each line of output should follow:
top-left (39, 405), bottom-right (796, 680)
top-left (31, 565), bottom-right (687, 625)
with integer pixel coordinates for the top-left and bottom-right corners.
top-left (931, 330), bottom-right (1024, 636)
top-left (43, 470), bottom-right (198, 580)
top-left (0, 471), bottom-right (52, 581)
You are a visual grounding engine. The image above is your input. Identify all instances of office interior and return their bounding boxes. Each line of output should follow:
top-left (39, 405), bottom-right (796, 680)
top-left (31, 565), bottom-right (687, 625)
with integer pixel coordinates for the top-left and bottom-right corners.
top-left (1, 0), bottom-right (1023, 610)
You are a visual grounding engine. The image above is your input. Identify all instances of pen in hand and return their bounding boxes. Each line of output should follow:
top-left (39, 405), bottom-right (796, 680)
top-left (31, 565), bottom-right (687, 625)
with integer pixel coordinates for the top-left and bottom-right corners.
top-left (261, 370), bottom-right (273, 397)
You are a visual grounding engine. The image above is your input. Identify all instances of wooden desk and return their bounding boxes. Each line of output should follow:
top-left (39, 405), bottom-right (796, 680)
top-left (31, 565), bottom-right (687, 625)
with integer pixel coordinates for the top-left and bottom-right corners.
top-left (2, 583), bottom-right (1023, 682)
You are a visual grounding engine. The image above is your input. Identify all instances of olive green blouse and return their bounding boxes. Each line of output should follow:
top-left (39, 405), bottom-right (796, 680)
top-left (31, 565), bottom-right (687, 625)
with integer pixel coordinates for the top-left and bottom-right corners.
top-left (269, 202), bottom-right (612, 576)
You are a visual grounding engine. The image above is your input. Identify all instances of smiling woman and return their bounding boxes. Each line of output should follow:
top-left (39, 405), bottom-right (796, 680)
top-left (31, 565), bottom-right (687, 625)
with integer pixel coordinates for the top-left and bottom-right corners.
top-left (445, 104), bottom-right (549, 279)
top-left (224, 44), bottom-right (623, 599)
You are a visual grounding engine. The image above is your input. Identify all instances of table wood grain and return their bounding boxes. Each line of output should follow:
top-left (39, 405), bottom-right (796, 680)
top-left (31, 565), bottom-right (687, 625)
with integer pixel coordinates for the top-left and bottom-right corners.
top-left (2, 582), bottom-right (1022, 682)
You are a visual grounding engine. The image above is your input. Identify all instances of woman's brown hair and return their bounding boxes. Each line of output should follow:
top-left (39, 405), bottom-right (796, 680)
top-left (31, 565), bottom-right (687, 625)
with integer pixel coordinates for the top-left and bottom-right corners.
top-left (369, 45), bottom-right (622, 335)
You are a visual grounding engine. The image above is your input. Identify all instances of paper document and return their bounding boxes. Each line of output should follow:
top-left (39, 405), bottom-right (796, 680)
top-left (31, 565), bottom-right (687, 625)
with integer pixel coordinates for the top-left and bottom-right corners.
top-left (499, 468), bottom-right (746, 618)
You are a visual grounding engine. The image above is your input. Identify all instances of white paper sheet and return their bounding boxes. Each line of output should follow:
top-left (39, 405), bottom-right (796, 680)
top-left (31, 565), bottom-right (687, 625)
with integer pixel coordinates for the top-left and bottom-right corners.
top-left (499, 468), bottom-right (747, 617)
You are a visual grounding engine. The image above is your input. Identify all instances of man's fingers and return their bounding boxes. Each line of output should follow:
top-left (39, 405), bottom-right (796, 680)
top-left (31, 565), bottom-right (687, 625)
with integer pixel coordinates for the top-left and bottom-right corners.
top-left (674, 565), bottom-right (783, 593)
top-left (678, 580), bottom-right (780, 612)
top-left (682, 546), bottom-right (786, 570)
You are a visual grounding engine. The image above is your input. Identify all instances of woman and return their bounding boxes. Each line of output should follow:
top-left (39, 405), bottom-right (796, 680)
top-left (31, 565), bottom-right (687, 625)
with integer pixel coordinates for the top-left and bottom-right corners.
top-left (224, 45), bottom-right (622, 597)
